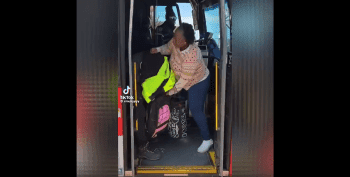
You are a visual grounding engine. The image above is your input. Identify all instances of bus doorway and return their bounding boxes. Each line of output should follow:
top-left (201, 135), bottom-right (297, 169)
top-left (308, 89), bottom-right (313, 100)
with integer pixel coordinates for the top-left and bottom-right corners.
top-left (119, 0), bottom-right (231, 176)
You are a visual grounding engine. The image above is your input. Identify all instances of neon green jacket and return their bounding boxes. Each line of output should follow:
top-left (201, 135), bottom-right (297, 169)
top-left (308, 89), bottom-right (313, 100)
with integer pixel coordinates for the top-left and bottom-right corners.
top-left (142, 56), bottom-right (176, 103)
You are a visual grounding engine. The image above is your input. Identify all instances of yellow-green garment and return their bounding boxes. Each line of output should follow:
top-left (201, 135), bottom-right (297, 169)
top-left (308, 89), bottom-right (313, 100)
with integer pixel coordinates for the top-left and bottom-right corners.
top-left (142, 56), bottom-right (176, 103)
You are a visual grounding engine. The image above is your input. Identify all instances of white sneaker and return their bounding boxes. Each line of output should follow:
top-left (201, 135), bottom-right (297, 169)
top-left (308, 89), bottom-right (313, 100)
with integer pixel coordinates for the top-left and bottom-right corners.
top-left (197, 139), bottom-right (213, 153)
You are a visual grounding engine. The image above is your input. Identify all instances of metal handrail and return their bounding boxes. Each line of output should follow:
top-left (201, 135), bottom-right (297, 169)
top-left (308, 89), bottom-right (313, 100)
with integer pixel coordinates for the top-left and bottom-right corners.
top-left (128, 0), bottom-right (135, 175)
top-left (218, 0), bottom-right (228, 175)
top-left (215, 61), bottom-right (218, 131)
top-left (134, 62), bottom-right (138, 131)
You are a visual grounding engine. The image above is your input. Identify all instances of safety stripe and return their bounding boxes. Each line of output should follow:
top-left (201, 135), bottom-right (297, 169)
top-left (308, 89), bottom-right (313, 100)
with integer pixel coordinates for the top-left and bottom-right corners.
top-left (118, 87), bottom-right (123, 136)
top-left (118, 87), bottom-right (124, 176)
top-left (230, 137), bottom-right (232, 176)
top-left (118, 136), bottom-right (124, 175)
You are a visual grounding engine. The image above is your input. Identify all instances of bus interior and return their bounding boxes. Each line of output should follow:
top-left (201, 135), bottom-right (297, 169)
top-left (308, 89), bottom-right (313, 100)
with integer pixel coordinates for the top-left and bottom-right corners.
top-left (119, 0), bottom-right (233, 176)
top-left (117, 0), bottom-right (273, 176)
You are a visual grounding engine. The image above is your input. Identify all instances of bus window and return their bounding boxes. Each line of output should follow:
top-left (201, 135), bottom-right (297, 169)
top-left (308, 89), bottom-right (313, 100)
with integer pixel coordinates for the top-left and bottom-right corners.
top-left (204, 5), bottom-right (220, 48)
top-left (154, 6), bottom-right (166, 29)
top-left (204, 2), bottom-right (230, 52)
top-left (225, 2), bottom-right (231, 52)
top-left (153, 5), bottom-right (178, 46)
top-left (155, 3), bottom-right (199, 40)
top-left (154, 6), bottom-right (178, 29)
top-left (176, 3), bottom-right (200, 40)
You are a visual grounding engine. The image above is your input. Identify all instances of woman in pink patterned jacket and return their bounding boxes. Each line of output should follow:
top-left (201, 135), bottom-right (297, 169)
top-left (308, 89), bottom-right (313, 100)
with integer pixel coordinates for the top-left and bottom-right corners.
top-left (150, 23), bottom-right (212, 153)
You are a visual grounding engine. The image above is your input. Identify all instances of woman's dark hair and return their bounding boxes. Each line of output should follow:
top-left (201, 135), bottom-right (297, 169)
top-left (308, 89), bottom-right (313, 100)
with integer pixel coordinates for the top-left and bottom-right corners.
top-left (176, 23), bottom-right (195, 45)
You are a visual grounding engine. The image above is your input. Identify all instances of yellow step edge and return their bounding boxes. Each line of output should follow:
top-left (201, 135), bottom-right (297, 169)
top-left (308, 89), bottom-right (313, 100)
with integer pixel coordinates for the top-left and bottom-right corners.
top-left (137, 166), bottom-right (215, 170)
top-left (137, 151), bottom-right (217, 174)
top-left (209, 151), bottom-right (216, 165)
top-left (137, 169), bottom-right (217, 174)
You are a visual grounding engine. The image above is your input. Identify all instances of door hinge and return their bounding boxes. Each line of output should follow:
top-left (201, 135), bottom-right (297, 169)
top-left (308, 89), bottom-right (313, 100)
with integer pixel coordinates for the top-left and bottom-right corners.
top-left (228, 55), bottom-right (232, 67)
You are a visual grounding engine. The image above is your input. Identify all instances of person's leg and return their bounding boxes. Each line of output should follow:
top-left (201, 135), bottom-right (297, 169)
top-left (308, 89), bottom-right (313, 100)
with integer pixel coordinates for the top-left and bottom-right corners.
top-left (135, 81), bottom-right (161, 160)
top-left (135, 100), bottom-right (148, 147)
top-left (188, 74), bottom-right (211, 141)
top-left (135, 80), bottom-right (149, 146)
top-left (188, 75), bottom-right (212, 153)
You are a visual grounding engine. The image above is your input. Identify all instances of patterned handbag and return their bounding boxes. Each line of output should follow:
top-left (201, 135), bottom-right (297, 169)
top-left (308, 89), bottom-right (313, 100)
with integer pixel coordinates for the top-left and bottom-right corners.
top-left (168, 95), bottom-right (188, 138)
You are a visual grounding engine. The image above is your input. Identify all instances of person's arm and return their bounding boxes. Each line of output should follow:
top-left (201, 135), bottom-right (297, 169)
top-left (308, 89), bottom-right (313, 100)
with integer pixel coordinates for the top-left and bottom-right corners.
top-left (167, 49), bottom-right (201, 95)
top-left (155, 38), bottom-right (174, 55)
top-left (167, 77), bottom-right (188, 95)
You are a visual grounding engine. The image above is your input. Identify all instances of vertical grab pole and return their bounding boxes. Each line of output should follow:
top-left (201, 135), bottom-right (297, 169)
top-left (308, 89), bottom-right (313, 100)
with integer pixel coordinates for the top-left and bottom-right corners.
top-left (134, 62), bottom-right (137, 107)
top-left (216, 62), bottom-right (218, 131)
top-left (134, 62), bottom-right (138, 131)
top-left (219, 0), bottom-right (228, 176)
top-left (230, 130), bottom-right (233, 176)
top-left (128, 0), bottom-right (135, 175)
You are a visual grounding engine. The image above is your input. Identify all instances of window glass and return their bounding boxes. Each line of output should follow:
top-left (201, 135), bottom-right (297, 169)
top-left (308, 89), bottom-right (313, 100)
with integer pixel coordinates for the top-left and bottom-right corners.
top-left (155, 3), bottom-right (199, 40)
top-left (204, 2), bottom-right (231, 51)
top-left (204, 6), bottom-right (220, 48)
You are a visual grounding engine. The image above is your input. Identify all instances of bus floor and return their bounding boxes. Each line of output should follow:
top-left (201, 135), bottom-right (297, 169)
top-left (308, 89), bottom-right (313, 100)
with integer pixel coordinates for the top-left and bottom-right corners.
top-left (138, 122), bottom-right (214, 166)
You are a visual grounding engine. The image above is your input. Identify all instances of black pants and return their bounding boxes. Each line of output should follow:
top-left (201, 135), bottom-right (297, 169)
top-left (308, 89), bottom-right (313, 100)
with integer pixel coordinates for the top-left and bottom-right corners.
top-left (135, 81), bottom-right (149, 147)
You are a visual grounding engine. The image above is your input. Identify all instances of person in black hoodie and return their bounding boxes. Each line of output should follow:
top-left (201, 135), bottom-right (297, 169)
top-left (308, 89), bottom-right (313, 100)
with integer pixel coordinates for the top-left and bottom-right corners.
top-left (129, 4), bottom-right (155, 56)
top-left (156, 6), bottom-right (177, 45)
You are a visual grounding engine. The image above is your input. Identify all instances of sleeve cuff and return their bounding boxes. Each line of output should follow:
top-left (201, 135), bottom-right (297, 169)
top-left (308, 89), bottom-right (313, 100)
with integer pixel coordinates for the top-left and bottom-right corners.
top-left (168, 88), bottom-right (178, 96)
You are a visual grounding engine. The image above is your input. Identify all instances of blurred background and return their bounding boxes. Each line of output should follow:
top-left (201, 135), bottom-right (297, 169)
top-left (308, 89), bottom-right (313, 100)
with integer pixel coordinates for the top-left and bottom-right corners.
top-left (77, 0), bottom-right (119, 176)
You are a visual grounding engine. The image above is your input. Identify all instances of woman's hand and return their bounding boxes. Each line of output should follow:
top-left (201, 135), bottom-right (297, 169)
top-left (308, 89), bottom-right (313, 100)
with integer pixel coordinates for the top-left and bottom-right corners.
top-left (150, 48), bottom-right (158, 54)
top-left (166, 89), bottom-right (175, 96)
